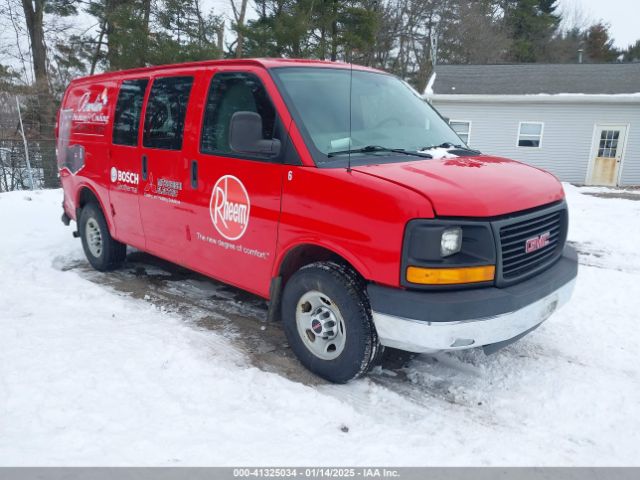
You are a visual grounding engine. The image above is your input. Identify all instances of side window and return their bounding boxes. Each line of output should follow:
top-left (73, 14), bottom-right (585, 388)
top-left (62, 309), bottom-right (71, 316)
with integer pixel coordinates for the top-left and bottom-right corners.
top-left (113, 79), bottom-right (148, 146)
top-left (143, 76), bottom-right (194, 150)
top-left (201, 72), bottom-right (276, 156)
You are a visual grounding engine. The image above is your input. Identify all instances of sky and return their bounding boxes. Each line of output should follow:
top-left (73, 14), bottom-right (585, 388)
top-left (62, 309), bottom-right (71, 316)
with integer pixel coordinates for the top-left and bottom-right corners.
top-left (559, 0), bottom-right (639, 48)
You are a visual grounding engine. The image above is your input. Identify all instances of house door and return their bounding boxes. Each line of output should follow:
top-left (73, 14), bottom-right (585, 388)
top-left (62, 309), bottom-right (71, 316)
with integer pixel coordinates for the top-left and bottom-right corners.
top-left (588, 125), bottom-right (628, 186)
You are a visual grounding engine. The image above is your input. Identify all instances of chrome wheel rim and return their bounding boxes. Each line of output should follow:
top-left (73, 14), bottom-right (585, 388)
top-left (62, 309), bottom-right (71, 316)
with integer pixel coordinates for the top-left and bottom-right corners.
top-left (295, 290), bottom-right (346, 360)
top-left (86, 217), bottom-right (103, 258)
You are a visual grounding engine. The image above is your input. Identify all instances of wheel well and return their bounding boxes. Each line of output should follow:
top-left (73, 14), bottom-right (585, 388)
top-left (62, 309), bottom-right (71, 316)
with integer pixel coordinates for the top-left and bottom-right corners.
top-left (278, 244), bottom-right (362, 285)
top-left (78, 187), bottom-right (100, 210)
top-left (76, 187), bottom-right (110, 233)
top-left (268, 244), bottom-right (366, 323)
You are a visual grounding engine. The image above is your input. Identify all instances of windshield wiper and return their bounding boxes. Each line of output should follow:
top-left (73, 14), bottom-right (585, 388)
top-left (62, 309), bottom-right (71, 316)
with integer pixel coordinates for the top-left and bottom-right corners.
top-left (421, 142), bottom-right (481, 155)
top-left (327, 145), bottom-right (432, 158)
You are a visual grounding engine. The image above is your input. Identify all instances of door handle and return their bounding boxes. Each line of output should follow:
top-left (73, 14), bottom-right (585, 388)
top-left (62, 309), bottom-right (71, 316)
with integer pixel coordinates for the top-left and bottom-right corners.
top-left (142, 155), bottom-right (148, 181)
top-left (191, 159), bottom-right (198, 189)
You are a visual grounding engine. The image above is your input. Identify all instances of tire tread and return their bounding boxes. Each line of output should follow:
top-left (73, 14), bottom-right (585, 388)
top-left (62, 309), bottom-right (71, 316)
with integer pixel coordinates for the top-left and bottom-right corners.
top-left (79, 203), bottom-right (126, 271)
top-left (283, 261), bottom-right (382, 383)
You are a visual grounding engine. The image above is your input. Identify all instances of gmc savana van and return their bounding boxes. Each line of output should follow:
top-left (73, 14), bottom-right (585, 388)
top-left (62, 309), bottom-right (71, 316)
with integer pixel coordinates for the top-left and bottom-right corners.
top-left (57, 59), bottom-right (578, 383)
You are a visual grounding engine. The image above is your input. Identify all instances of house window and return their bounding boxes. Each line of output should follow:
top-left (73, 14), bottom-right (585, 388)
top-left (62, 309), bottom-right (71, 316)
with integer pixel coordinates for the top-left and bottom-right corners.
top-left (450, 120), bottom-right (471, 145)
top-left (518, 122), bottom-right (543, 148)
top-left (598, 130), bottom-right (620, 157)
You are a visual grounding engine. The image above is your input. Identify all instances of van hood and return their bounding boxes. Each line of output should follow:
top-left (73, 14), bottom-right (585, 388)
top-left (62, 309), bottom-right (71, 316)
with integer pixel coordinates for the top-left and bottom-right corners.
top-left (353, 155), bottom-right (565, 217)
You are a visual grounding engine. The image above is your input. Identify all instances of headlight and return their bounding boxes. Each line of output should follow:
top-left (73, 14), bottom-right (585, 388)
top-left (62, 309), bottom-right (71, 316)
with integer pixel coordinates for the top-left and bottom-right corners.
top-left (401, 219), bottom-right (496, 288)
top-left (441, 227), bottom-right (462, 257)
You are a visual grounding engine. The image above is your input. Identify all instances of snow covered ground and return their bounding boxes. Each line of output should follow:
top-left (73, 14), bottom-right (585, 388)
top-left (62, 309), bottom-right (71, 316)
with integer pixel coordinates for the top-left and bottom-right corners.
top-left (1, 184), bottom-right (639, 466)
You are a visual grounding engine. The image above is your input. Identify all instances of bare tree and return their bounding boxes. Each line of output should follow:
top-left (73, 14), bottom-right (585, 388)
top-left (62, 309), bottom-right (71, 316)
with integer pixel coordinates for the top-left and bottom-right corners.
top-left (20, 0), bottom-right (47, 93)
top-left (444, 1), bottom-right (511, 64)
top-left (20, 0), bottom-right (57, 187)
top-left (230, 0), bottom-right (249, 57)
top-left (2, 0), bottom-right (33, 86)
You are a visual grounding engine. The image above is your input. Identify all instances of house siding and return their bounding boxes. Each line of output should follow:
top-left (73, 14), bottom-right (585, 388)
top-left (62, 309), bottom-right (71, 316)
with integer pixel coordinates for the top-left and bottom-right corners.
top-left (431, 100), bottom-right (640, 186)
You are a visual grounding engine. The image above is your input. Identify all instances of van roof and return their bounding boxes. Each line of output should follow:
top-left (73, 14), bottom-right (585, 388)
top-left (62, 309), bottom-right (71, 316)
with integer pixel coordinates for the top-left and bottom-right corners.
top-left (69, 58), bottom-right (383, 85)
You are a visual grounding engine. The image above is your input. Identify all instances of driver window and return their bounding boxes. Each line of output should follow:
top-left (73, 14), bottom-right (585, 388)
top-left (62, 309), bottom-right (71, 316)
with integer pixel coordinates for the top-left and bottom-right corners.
top-left (200, 72), bottom-right (276, 156)
top-left (143, 76), bottom-right (193, 150)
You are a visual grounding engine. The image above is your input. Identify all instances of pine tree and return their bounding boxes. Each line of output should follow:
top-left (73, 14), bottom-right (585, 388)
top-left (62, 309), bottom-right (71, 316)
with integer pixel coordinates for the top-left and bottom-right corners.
top-left (84, 0), bottom-right (222, 71)
top-left (153, 0), bottom-right (223, 63)
top-left (624, 40), bottom-right (640, 63)
top-left (585, 23), bottom-right (618, 63)
top-left (504, 0), bottom-right (560, 62)
top-left (241, 0), bottom-right (378, 62)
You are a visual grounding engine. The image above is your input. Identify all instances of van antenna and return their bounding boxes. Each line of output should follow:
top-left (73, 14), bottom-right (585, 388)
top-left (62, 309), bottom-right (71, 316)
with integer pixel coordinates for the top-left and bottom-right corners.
top-left (347, 60), bottom-right (353, 173)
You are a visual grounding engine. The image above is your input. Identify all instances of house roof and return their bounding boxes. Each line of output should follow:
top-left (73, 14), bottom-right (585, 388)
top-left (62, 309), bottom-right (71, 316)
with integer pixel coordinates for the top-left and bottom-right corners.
top-left (431, 64), bottom-right (640, 95)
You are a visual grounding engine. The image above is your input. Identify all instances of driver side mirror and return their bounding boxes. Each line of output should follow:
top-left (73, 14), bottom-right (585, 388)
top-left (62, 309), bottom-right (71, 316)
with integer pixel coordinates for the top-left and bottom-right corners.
top-left (229, 111), bottom-right (281, 157)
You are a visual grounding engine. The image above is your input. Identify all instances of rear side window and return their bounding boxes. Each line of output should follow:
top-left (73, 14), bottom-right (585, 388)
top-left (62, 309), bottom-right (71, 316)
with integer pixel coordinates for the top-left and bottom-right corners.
top-left (201, 72), bottom-right (276, 156)
top-left (113, 79), bottom-right (148, 146)
top-left (143, 76), bottom-right (194, 150)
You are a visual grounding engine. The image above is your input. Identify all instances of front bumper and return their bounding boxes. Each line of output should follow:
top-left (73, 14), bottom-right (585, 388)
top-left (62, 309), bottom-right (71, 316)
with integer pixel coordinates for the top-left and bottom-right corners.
top-left (368, 245), bottom-right (578, 353)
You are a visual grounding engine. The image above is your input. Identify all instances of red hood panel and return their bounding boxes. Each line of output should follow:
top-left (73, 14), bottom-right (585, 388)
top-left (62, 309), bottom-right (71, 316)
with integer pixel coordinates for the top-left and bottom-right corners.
top-left (353, 156), bottom-right (565, 217)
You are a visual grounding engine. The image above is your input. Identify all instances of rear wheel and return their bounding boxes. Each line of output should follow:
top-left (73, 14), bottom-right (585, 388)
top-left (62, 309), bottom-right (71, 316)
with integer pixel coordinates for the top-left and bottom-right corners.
top-left (79, 203), bottom-right (127, 271)
top-left (281, 261), bottom-right (381, 383)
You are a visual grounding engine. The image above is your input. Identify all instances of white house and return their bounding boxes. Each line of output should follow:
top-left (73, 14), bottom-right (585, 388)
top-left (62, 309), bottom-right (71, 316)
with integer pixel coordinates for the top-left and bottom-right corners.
top-left (425, 64), bottom-right (640, 186)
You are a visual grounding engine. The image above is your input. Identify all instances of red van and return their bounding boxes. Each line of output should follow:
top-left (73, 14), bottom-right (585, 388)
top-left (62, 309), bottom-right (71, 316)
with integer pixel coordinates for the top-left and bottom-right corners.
top-left (57, 59), bottom-right (578, 383)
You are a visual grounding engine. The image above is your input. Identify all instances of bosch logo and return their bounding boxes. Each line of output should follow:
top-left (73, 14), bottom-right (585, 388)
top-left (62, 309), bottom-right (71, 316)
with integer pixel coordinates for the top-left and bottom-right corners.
top-left (210, 175), bottom-right (250, 241)
top-left (525, 231), bottom-right (551, 253)
top-left (110, 167), bottom-right (139, 185)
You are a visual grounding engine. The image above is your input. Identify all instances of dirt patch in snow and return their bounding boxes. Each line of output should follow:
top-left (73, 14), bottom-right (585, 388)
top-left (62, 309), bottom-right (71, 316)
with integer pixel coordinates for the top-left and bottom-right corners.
top-left (583, 192), bottom-right (640, 201)
top-left (65, 251), bottom-right (414, 387)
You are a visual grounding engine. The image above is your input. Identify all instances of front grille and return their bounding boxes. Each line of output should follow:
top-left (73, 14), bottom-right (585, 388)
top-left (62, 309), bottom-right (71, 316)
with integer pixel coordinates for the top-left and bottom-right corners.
top-left (498, 204), bottom-right (567, 283)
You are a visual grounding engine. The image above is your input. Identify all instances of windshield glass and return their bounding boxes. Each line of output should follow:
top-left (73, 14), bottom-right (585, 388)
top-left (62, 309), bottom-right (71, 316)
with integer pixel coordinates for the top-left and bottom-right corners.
top-left (271, 67), bottom-right (464, 165)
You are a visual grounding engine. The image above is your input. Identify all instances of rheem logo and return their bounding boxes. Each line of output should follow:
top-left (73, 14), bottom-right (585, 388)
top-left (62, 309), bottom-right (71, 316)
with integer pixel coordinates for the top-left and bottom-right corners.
top-left (210, 175), bottom-right (250, 241)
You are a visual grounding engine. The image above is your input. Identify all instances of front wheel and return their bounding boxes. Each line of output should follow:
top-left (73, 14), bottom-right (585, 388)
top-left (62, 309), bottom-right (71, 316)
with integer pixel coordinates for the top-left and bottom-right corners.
top-left (79, 203), bottom-right (127, 271)
top-left (281, 262), bottom-right (381, 383)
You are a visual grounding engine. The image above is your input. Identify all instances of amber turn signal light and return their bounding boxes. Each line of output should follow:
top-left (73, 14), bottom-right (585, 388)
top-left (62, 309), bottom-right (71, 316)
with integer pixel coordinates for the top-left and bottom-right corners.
top-left (406, 265), bottom-right (496, 285)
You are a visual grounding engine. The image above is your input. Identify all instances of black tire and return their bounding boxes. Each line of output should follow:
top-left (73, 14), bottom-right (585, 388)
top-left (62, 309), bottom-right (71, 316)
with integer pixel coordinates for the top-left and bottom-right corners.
top-left (79, 202), bottom-right (127, 271)
top-left (281, 261), bottom-right (382, 383)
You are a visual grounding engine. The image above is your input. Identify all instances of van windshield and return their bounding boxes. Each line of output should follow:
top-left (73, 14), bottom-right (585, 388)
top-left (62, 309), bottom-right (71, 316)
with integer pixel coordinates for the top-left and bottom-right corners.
top-left (271, 67), bottom-right (464, 165)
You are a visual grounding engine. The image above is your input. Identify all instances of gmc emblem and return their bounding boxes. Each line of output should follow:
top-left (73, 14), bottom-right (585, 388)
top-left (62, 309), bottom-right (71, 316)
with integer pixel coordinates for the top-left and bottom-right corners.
top-left (525, 231), bottom-right (551, 253)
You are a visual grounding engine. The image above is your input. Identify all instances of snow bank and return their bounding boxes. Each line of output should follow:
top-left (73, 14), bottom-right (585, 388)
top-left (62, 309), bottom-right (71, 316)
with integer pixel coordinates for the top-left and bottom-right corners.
top-left (564, 183), bottom-right (640, 272)
top-left (1, 186), bottom-right (639, 466)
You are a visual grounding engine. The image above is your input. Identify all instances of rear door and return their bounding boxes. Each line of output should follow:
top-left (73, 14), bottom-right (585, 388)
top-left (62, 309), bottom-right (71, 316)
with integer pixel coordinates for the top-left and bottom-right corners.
top-left (138, 75), bottom-right (195, 260)
top-left (109, 78), bottom-right (148, 248)
top-left (183, 67), bottom-right (286, 297)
